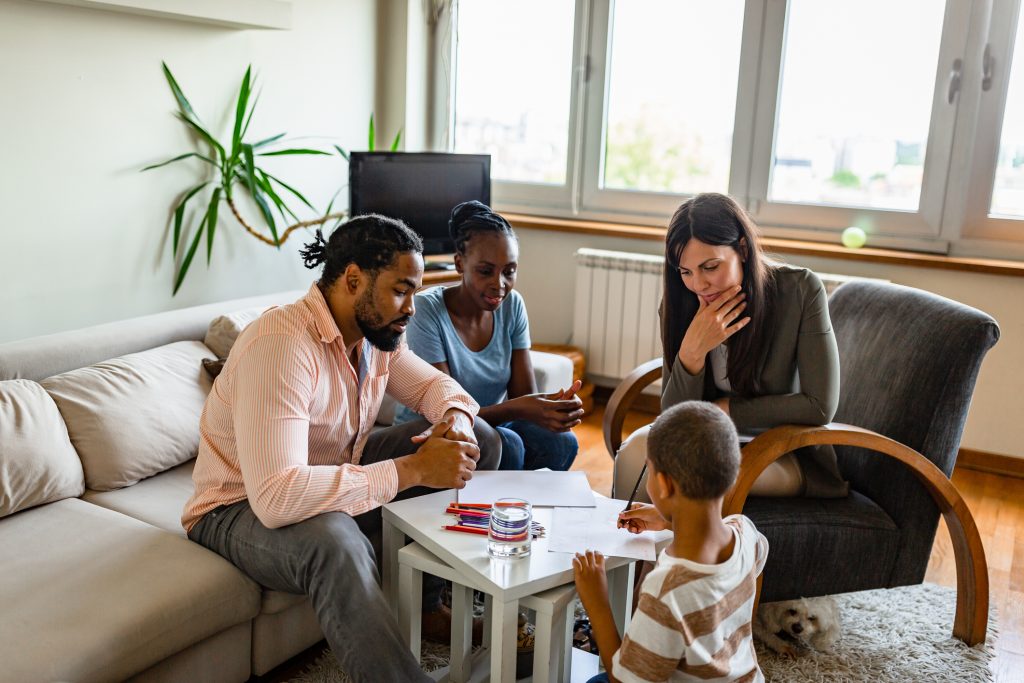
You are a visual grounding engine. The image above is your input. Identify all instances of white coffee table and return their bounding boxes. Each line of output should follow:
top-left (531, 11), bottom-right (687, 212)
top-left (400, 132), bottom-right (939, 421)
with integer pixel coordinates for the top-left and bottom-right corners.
top-left (382, 489), bottom-right (644, 682)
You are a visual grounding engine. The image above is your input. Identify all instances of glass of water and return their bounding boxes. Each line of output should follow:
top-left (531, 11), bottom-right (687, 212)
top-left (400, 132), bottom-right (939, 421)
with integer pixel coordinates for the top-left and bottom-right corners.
top-left (487, 498), bottom-right (532, 558)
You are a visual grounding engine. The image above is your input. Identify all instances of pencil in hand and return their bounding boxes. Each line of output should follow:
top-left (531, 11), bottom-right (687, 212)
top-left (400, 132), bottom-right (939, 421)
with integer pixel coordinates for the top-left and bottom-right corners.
top-left (619, 461), bottom-right (648, 527)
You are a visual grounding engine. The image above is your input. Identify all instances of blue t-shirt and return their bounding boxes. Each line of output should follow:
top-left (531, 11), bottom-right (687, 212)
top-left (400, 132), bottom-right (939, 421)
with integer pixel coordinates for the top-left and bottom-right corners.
top-left (395, 286), bottom-right (531, 423)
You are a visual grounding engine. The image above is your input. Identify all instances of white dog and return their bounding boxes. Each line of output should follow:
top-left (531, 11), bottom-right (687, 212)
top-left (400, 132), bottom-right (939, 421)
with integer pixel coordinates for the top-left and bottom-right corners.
top-left (754, 596), bottom-right (841, 657)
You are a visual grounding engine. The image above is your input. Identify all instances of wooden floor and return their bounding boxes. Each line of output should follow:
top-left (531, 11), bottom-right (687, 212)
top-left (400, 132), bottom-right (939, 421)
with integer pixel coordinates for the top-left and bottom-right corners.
top-left (262, 404), bottom-right (1023, 682)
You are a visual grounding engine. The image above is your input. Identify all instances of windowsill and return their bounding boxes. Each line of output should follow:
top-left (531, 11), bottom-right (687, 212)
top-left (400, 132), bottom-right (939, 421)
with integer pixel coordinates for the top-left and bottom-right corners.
top-left (505, 213), bottom-right (1024, 278)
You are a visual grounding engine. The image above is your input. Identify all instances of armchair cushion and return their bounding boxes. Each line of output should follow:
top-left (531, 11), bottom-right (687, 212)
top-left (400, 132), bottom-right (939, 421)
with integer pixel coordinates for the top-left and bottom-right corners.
top-left (744, 491), bottom-right (900, 601)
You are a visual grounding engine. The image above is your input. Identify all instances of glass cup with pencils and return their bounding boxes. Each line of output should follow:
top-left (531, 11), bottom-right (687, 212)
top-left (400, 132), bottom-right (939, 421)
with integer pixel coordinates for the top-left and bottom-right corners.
top-left (487, 498), bottom-right (533, 558)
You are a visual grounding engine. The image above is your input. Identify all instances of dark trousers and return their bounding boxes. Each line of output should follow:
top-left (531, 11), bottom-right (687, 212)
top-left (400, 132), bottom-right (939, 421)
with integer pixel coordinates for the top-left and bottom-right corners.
top-left (188, 417), bottom-right (501, 683)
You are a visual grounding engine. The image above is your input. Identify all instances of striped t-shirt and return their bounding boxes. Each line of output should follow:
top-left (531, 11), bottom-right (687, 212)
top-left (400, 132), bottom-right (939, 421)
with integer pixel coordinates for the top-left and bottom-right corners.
top-left (613, 515), bottom-right (768, 683)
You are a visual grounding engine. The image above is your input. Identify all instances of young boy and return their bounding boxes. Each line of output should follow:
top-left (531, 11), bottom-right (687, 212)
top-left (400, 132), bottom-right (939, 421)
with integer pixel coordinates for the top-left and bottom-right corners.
top-left (573, 401), bottom-right (769, 683)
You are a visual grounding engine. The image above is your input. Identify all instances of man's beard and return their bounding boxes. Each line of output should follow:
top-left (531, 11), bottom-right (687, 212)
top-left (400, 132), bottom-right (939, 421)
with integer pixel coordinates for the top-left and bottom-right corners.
top-left (355, 288), bottom-right (408, 352)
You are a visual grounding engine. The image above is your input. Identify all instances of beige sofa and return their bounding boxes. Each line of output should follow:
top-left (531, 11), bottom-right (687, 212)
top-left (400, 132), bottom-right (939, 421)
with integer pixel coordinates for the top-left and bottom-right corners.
top-left (0, 289), bottom-right (573, 682)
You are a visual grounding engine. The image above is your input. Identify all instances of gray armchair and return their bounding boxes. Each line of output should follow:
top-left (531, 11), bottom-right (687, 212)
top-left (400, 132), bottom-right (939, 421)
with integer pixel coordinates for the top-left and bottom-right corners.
top-left (605, 281), bottom-right (999, 645)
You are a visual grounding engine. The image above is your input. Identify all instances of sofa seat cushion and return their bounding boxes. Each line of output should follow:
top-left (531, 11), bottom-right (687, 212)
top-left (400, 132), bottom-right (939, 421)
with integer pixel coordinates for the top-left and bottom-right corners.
top-left (261, 588), bottom-right (308, 615)
top-left (82, 459), bottom-right (197, 535)
top-left (41, 341), bottom-right (215, 491)
top-left (743, 490), bottom-right (901, 602)
top-left (0, 379), bottom-right (85, 517)
top-left (0, 498), bottom-right (260, 683)
top-left (82, 463), bottom-right (314, 622)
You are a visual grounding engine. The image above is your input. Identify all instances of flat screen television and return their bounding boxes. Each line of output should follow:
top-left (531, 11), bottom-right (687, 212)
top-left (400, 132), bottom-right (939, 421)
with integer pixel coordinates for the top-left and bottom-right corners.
top-left (348, 152), bottom-right (491, 256)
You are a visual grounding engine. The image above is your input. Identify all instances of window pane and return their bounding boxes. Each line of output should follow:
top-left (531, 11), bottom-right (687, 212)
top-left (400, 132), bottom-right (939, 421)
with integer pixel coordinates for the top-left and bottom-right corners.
top-left (769, 0), bottom-right (944, 211)
top-left (603, 0), bottom-right (744, 195)
top-left (453, 1), bottom-right (575, 185)
top-left (991, 9), bottom-right (1024, 218)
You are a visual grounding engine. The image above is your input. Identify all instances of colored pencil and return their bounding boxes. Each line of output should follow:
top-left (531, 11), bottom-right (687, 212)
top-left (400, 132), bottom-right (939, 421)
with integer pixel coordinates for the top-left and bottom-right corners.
top-left (443, 524), bottom-right (489, 536)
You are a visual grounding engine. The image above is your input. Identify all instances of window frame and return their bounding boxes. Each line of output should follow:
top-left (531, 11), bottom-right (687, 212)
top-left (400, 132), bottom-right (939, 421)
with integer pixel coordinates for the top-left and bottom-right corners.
top-left (433, 0), bottom-right (1024, 258)
top-left (944, 0), bottom-right (1024, 242)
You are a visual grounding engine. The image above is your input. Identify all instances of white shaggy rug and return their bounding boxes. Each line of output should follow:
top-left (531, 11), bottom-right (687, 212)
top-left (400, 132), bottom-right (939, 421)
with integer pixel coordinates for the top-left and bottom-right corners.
top-left (288, 583), bottom-right (997, 683)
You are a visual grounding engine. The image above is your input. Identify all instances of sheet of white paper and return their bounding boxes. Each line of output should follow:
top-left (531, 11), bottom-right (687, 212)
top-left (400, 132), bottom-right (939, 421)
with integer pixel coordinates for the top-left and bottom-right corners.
top-left (548, 496), bottom-right (669, 562)
top-left (457, 471), bottom-right (596, 507)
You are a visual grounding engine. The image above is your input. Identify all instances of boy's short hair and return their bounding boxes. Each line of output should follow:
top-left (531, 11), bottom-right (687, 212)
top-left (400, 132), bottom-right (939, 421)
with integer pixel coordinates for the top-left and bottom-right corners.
top-left (647, 401), bottom-right (741, 499)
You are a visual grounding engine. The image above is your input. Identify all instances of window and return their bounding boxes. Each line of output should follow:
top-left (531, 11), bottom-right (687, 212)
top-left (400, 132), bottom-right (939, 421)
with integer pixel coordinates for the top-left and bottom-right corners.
top-left (451, 0), bottom-right (578, 209)
top-left (440, 0), bottom-right (1024, 256)
top-left (768, 1), bottom-right (944, 212)
top-left (601, 0), bottom-right (744, 195)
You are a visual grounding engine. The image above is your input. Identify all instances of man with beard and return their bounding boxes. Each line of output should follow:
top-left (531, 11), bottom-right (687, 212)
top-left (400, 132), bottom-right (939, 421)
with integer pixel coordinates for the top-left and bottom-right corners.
top-left (182, 214), bottom-right (500, 682)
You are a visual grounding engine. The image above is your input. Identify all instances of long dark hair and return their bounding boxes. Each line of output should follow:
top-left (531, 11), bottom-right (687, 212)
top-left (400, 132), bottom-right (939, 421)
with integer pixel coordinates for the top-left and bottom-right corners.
top-left (662, 193), bottom-right (776, 397)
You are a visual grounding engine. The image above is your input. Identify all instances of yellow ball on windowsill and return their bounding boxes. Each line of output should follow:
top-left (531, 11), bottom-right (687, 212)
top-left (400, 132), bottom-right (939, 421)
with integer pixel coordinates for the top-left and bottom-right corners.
top-left (841, 226), bottom-right (867, 249)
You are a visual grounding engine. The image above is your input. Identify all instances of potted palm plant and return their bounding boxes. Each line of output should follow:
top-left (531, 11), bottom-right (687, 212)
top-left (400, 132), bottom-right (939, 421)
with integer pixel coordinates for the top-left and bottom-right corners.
top-left (145, 63), bottom-right (399, 294)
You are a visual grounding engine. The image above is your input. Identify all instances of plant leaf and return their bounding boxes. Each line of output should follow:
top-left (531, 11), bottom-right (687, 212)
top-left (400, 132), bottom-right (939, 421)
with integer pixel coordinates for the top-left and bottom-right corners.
top-left (324, 183), bottom-right (346, 217)
top-left (256, 148), bottom-right (331, 157)
top-left (251, 132), bottom-right (286, 148)
top-left (262, 170), bottom-right (316, 211)
top-left (205, 187), bottom-right (222, 264)
top-left (177, 112), bottom-right (226, 162)
top-left (256, 169), bottom-right (299, 222)
top-left (142, 152), bottom-right (216, 172)
top-left (333, 144), bottom-right (350, 161)
top-left (172, 182), bottom-right (209, 257)
top-left (368, 114), bottom-right (375, 151)
top-left (251, 190), bottom-right (280, 247)
top-left (240, 89), bottom-right (261, 141)
top-left (162, 61), bottom-right (199, 123)
top-left (390, 129), bottom-right (402, 152)
top-left (231, 66), bottom-right (252, 158)
top-left (174, 202), bottom-right (208, 295)
top-left (242, 144), bottom-right (258, 199)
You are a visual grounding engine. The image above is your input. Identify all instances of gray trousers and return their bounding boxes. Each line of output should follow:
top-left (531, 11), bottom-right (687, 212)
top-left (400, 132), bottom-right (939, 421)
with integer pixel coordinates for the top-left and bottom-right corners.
top-left (188, 417), bottom-right (502, 683)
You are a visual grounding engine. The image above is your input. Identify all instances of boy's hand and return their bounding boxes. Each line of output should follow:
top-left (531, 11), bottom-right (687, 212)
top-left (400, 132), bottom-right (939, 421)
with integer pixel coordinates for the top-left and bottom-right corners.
top-left (617, 503), bottom-right (669, 533)
top-left (573, 550), bottom-right (609, 611)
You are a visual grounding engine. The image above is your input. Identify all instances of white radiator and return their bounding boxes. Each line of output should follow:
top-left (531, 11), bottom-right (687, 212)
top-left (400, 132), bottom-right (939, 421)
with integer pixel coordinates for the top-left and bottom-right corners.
top-left (572, 248), bottom-right (664, 387)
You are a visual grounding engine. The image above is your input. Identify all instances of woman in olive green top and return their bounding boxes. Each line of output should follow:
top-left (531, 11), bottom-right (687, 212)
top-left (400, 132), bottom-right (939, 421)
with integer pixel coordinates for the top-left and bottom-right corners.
top-left (614, 193), bottom-right (848, 501)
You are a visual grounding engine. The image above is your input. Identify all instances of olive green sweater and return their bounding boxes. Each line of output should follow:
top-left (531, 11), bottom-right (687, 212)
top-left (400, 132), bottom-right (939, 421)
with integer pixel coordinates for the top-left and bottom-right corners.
top-left (661, 265), bottom-right (847, 496)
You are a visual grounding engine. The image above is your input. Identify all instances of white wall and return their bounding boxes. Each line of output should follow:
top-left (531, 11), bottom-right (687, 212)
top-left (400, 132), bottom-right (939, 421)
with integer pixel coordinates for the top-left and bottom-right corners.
top-left (512, 228), bottom-right (1023, 459)
top-left (0, 0), bottom-right (377, 343)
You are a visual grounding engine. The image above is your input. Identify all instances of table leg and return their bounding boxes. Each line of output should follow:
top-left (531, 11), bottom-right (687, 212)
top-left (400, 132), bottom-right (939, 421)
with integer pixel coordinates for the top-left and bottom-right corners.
top-left (383, 519), bottom-right (405, 616)
top-left (532, 605), bottom-right (553, 683)
top-left (559, 600), bottom-right (574, 683)
top-left (490, 598), bottom-right (519, 683)
top-left (483, 594), bottom-right (493, 650)
top-left (608, 562), bottom-right (636, 636)
top-left (398, 562), bottom-right (423, 664)
top-left (450, 583), bottom-right (474, 682)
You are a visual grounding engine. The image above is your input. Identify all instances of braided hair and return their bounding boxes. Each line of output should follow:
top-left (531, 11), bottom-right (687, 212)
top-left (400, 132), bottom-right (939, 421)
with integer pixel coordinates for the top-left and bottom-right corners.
top-left (299, 214), bottom-right (423, 288)
top-left (448, 200), bottom-right (517, 255)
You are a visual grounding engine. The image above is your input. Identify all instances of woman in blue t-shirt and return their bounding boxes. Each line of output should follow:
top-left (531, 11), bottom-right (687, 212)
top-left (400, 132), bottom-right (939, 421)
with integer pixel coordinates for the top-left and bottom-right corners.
top-left (395, 201), bottom-right (582, 470)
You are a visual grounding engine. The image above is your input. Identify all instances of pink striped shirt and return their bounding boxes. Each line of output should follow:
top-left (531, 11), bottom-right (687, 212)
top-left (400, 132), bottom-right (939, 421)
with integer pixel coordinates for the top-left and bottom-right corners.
top-left (182, 284), bottom-right (479, 532)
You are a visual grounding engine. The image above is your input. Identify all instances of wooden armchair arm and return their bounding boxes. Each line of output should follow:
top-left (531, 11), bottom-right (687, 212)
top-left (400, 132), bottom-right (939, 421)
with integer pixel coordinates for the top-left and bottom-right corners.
top-left (725, 423), bottom-right (988, 646)
top-left (603, 358), bottom-right (663, 457)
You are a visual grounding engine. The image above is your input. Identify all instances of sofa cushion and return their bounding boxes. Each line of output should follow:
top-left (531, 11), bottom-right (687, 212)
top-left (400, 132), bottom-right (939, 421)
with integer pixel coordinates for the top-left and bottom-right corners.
top-left (204, 305), bottom-right (270, 359)
top-left (0, 379), bottom-right (85, 517)
top-left (0, 498), bottom-right (260, 682)
top-left (41, 341), bottom-right (215, 491)
top-left (82, 459), bottom-right (196, 535)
